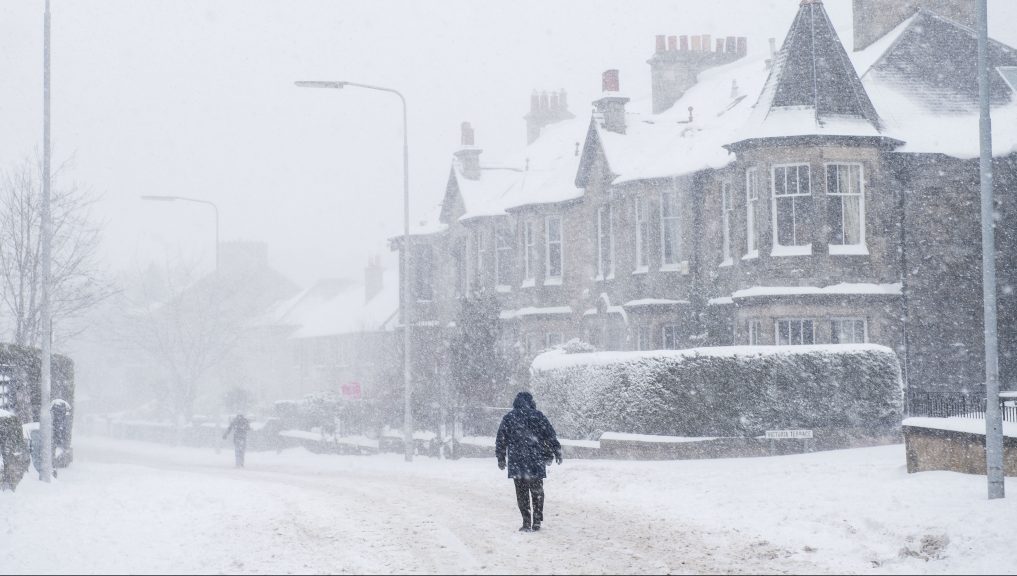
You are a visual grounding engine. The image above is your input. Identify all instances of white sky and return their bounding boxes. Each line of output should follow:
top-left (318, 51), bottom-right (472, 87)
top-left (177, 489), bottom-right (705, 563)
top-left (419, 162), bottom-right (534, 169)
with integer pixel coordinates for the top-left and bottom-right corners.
top-left (1, 0), bottom-right (1015, 286)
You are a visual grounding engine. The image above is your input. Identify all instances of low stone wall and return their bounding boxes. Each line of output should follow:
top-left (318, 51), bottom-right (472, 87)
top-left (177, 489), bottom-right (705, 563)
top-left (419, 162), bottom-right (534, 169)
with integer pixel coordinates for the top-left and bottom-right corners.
top-left (902, 425), bottom-right (1017, 476)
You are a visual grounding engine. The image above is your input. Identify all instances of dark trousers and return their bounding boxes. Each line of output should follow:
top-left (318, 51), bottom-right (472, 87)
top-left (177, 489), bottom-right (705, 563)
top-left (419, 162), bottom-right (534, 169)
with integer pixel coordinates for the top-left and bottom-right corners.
top-left (513, 478), bottom-right (544, 525)
top-left (234, 440), bottom-right (246, 467)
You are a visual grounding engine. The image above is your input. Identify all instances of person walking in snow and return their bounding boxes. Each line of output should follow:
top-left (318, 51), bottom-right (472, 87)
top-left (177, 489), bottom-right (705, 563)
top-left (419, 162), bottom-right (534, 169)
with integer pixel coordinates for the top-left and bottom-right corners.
top-left (495, 391), bottom-right (562, 532)
top-left (223, 413), bottom-right (251, 468)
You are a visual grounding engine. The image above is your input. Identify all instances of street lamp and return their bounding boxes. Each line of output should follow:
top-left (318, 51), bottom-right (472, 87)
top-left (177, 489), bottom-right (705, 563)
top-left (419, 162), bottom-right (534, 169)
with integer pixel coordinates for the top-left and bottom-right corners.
top-left (295, 79), bottom-right (414, 463)
top-left (140, 195), bottom-right (220, 272)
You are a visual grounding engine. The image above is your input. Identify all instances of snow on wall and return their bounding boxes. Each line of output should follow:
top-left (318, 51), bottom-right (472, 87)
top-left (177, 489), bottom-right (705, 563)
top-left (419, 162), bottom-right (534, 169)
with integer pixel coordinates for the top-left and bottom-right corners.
top-left (531, 344), bottom-right (903, 439)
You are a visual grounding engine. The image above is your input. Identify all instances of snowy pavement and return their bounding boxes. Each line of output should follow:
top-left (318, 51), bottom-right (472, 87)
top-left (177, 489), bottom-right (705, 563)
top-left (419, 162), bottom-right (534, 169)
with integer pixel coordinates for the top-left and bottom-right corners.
top-left (2, 437), bottom-right (1015, 575)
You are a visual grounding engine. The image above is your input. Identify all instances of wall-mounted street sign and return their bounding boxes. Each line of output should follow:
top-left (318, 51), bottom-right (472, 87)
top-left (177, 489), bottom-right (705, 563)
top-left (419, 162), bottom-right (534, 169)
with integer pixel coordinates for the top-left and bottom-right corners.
top-left (765, 429), bottom-right (813, 439)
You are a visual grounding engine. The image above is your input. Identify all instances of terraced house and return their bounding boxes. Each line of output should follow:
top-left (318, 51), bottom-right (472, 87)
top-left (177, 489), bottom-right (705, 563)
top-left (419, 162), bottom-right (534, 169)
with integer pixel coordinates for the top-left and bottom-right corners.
top-left (396, 0), bottom-right (1017, 414)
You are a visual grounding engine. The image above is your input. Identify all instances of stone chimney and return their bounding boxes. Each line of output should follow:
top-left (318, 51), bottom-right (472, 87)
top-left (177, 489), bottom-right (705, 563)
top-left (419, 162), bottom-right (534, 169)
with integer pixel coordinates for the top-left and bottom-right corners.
top-left (647, 32), bottom-right (748, 114)
top-left (524, 89), bottom-right (575, 144)
top-left (593, 69), bottom-right (629, 134)
top-left (453, 121), bottom-right (482, 181)
top-left (852, 0), bottom-right (976, 52)
top-left (364, 256), bottom-right (384, 303)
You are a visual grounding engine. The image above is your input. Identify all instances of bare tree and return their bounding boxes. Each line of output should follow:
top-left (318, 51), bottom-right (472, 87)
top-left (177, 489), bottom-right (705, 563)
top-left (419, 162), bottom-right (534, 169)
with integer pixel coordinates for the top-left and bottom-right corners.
top-left (0, 156), bottom-right (113, 347)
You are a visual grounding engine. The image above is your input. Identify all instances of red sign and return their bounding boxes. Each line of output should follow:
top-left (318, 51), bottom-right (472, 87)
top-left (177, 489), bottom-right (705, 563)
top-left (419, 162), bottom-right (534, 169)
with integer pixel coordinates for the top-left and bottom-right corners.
top-left (341, 382), bottom-right (362, 398)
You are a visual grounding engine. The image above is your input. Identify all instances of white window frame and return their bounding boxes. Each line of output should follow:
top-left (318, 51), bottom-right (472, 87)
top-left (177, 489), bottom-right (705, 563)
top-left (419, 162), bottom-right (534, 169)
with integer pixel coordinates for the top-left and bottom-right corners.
top-left (831, 317), bottom-right (868, 344)
top-left (545, 215), bottom-right (563, 283)
top-left (636, 326), bottom-right (651, 350)
top-left (474, 228), bottom-right (486, 285)
top-left (745, 167), bottom-right (760, 259)
top-left (721, 181), bottom-right (733, 266)
top-left (748, 319), bottom-right (761, 345)
top-left (660, 187), bottom-right (682, 269)
top-left (775, 318), bottom-right (815, 346)
top-left (545, 332), bottom-right (564, 348)
top-left (522, 220), bottom-right (536, 287)
top-left (596, 204), bottom-right (614, 280)
top-left (825, 162), bottom-right (867, 255)
top-left (634, 197), bottom-right (649, 272)
top-left (663, 325), bottom-right (681, 350)
top-left (771, 163), bottom-right (812, 256)
top-left (495, 225), bottom-right (513, 290)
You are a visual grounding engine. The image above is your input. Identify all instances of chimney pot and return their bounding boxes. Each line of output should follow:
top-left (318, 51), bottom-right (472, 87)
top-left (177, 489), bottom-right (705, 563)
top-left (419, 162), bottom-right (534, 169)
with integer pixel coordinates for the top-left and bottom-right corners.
top-left (559, 89), bottom-right (568, 110)
top-left (688, 106), bottom-right (694, 122)
top-left (737, 36), bottom-right (748, 56)
top-left (656, 35), bottom-right (666, 53)
top-left (530, 91), bottom-right (539, 113)
top-left (691, 35), bottom-right (702, 51)
top-left (680, 35), bottom-right (689, 51)
top-left (602, 69), bottom-right (620, 93)
top-left (540, 91), bottom-right (550, 111)
top-left (702, 34), bottom-right (711, 52)
top-left (461, 121), bottom-right (474, 147)
top-left (667, 35), bottom-right (677, 51)
top-left (731, 79), bottom-right (739, 99)
top-left (550, 91), bottom-right (560, 110)
top-left (769, 37), bottom-right (777, 57)
top-left (716, 38), bottom-right (724, 53)
top-left (726, 36), bottom-right (737, 53)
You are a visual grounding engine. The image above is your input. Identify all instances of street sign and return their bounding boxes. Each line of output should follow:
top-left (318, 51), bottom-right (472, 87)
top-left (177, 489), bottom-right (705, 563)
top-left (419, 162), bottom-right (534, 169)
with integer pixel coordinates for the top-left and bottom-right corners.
top-left (765, 429), bottom-right (813, 439)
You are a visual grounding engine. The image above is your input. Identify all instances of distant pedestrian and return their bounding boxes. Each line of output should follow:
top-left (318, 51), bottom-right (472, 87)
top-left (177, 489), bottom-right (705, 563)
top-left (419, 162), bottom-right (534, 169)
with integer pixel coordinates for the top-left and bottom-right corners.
top-left (223, 414), bottom-right (251, 468)
top-left (495, 391), bottom-right (562, 532)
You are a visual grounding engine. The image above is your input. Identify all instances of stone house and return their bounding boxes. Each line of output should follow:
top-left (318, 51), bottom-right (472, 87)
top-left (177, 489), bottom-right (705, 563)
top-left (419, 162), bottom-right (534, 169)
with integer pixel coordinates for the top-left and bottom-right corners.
top-left (398, 0), bottom-right (1017, 411)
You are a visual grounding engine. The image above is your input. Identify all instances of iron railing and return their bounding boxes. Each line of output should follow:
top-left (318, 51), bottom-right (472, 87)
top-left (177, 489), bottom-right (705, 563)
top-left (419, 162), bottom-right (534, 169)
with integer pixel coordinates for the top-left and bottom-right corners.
top-left (906, 391), bottom-right (1017, 423)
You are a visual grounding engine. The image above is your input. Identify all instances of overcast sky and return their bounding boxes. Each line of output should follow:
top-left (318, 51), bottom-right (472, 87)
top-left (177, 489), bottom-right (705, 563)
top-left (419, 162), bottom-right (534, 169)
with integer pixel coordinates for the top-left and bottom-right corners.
top-left (1, 1), bottom-right (1015, 287)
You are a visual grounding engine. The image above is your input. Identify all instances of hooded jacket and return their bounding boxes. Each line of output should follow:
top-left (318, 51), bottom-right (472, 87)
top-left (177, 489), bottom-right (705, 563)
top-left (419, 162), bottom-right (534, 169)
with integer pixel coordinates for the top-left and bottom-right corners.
top-left (495, 392), bottom-right (562, 479)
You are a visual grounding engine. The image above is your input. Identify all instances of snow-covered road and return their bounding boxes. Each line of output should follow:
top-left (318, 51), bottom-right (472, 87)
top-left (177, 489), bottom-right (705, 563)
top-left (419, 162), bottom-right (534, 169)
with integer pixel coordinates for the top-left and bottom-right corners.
top-left (2, 437), bottom-right (1015, 574)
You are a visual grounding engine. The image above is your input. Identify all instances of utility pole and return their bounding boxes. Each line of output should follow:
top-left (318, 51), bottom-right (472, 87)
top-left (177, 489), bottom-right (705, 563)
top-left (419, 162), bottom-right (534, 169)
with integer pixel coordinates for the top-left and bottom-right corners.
top-left (977, 0), bottom-right (1004, 500)
top-left (39, 0), bottom-right (55, 483)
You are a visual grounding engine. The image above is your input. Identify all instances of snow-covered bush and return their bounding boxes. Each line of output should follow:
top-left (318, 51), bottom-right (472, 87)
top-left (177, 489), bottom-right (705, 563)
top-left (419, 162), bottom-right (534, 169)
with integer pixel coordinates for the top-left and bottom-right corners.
top-left (530, 345), bottom-right (903, 439)
top-left (0, 411), bottom-right (30, 491)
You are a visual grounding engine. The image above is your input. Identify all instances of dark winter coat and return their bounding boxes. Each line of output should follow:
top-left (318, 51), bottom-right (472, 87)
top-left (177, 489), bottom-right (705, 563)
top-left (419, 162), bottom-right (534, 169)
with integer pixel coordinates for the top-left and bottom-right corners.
top-left (224, 415), bottom-right (251, 444)
top-left (495, 392), bottom-right (561, 479)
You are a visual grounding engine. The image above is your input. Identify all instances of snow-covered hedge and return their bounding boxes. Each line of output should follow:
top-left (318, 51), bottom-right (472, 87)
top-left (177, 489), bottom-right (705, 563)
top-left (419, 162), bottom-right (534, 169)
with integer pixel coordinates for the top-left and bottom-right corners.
top-left (530, 344), bottom-right (903, 439)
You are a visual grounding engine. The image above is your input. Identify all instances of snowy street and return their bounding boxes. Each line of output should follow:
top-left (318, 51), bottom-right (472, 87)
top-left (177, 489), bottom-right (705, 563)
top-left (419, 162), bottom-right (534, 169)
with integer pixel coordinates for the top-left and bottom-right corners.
top-left (3, 437), bottom-right (1015, 575)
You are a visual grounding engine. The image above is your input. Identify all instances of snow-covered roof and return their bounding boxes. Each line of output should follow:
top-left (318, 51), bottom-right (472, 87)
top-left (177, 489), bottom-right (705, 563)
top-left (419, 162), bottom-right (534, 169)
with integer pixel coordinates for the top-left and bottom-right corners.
top-left (594, 55), bottom-right (768, 184)
top-left (260, 267), bottom-right (399, 339)
top-left (622, 298), bottom-right (691, 307)
top-left (499, 305), bottom-right (573, 320)
top-left (725, 282), bottom-right (902, 301)
top-left (532, 343), bottom-right (896, 372)
top-left (857, 10), bottom-right (1017, 158)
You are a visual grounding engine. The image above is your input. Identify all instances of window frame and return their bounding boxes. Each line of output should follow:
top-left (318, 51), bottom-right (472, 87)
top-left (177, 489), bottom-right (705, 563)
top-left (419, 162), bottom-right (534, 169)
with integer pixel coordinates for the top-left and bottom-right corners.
top-left (522, 220), bottom-right (536, 286)
top-left (596, 204), bottom-right (614, 280)
top-left (748, 319), bottom-right (761, 345)
top-left (721, 180), bottom-right (733, 266)
top-left (745, 167), bottom-right (760, 258)
top-left (495, 225), bottom-right (513, 289)
top-left (831, 317), bottom-right (868, 344)
top-left (545, 215), bottom-right (563, 282)
top-left (771, 163), bottom-right (813, 256)
top-left (634, 197), bottom-right (649, 271)
top-left (824, 162), bottom-right (867, 255)
top-left (662, 324), bottom-right (681, 350)
top-left (775, 318), bottom-right (816, 346)
top-left (660, 187), bottom-right (682, 269)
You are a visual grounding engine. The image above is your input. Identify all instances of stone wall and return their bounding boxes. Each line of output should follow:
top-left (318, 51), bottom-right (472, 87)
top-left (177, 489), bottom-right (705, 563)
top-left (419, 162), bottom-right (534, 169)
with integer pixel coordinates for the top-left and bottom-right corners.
top-left (902, 424), bottom-right (1017, 475)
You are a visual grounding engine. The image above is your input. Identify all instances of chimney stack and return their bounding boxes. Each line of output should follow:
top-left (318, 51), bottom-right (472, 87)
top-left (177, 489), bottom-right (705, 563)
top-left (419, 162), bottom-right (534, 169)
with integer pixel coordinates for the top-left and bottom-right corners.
top-left (524, 88), bottom-right (574, 144)
top-left (454, 121), bottom-right (482, 180)
top-left (593, 69), bottom-right (629, 134)
top-left (647, 33), bottom-right (749, 113)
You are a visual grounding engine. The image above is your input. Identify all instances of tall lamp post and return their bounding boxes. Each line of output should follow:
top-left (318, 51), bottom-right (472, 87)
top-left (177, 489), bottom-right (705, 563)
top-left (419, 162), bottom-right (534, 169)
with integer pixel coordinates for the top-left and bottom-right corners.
top-left (295, 79), bottom-right (414, 463)
top-left (140, 195), bottom-right (220, 272)
top-left (38, 0), bottom-right (54, 483)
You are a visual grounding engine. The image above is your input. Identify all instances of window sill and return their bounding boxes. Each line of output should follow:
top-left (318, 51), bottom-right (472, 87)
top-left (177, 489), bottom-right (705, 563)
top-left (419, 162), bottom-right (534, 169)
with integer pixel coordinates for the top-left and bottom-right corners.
top-left (771, 245), bottom-right (812, 257)
top-left (660, 264), bottom-right (681, 272)
top-left (521, 279), bottom-right (536, 289)
top-left (496, 285), bottom-right (512, 293)
top-left (719, 258), bottom-right (733, 268)
top-left (631, 267), bottom-right (649, 275)
top-left (742, 251), bottom-right (759, 261)
top-left (829, 244), bottom-right (869, 256)
top-left (544, 277), bottom-right (563, 286)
